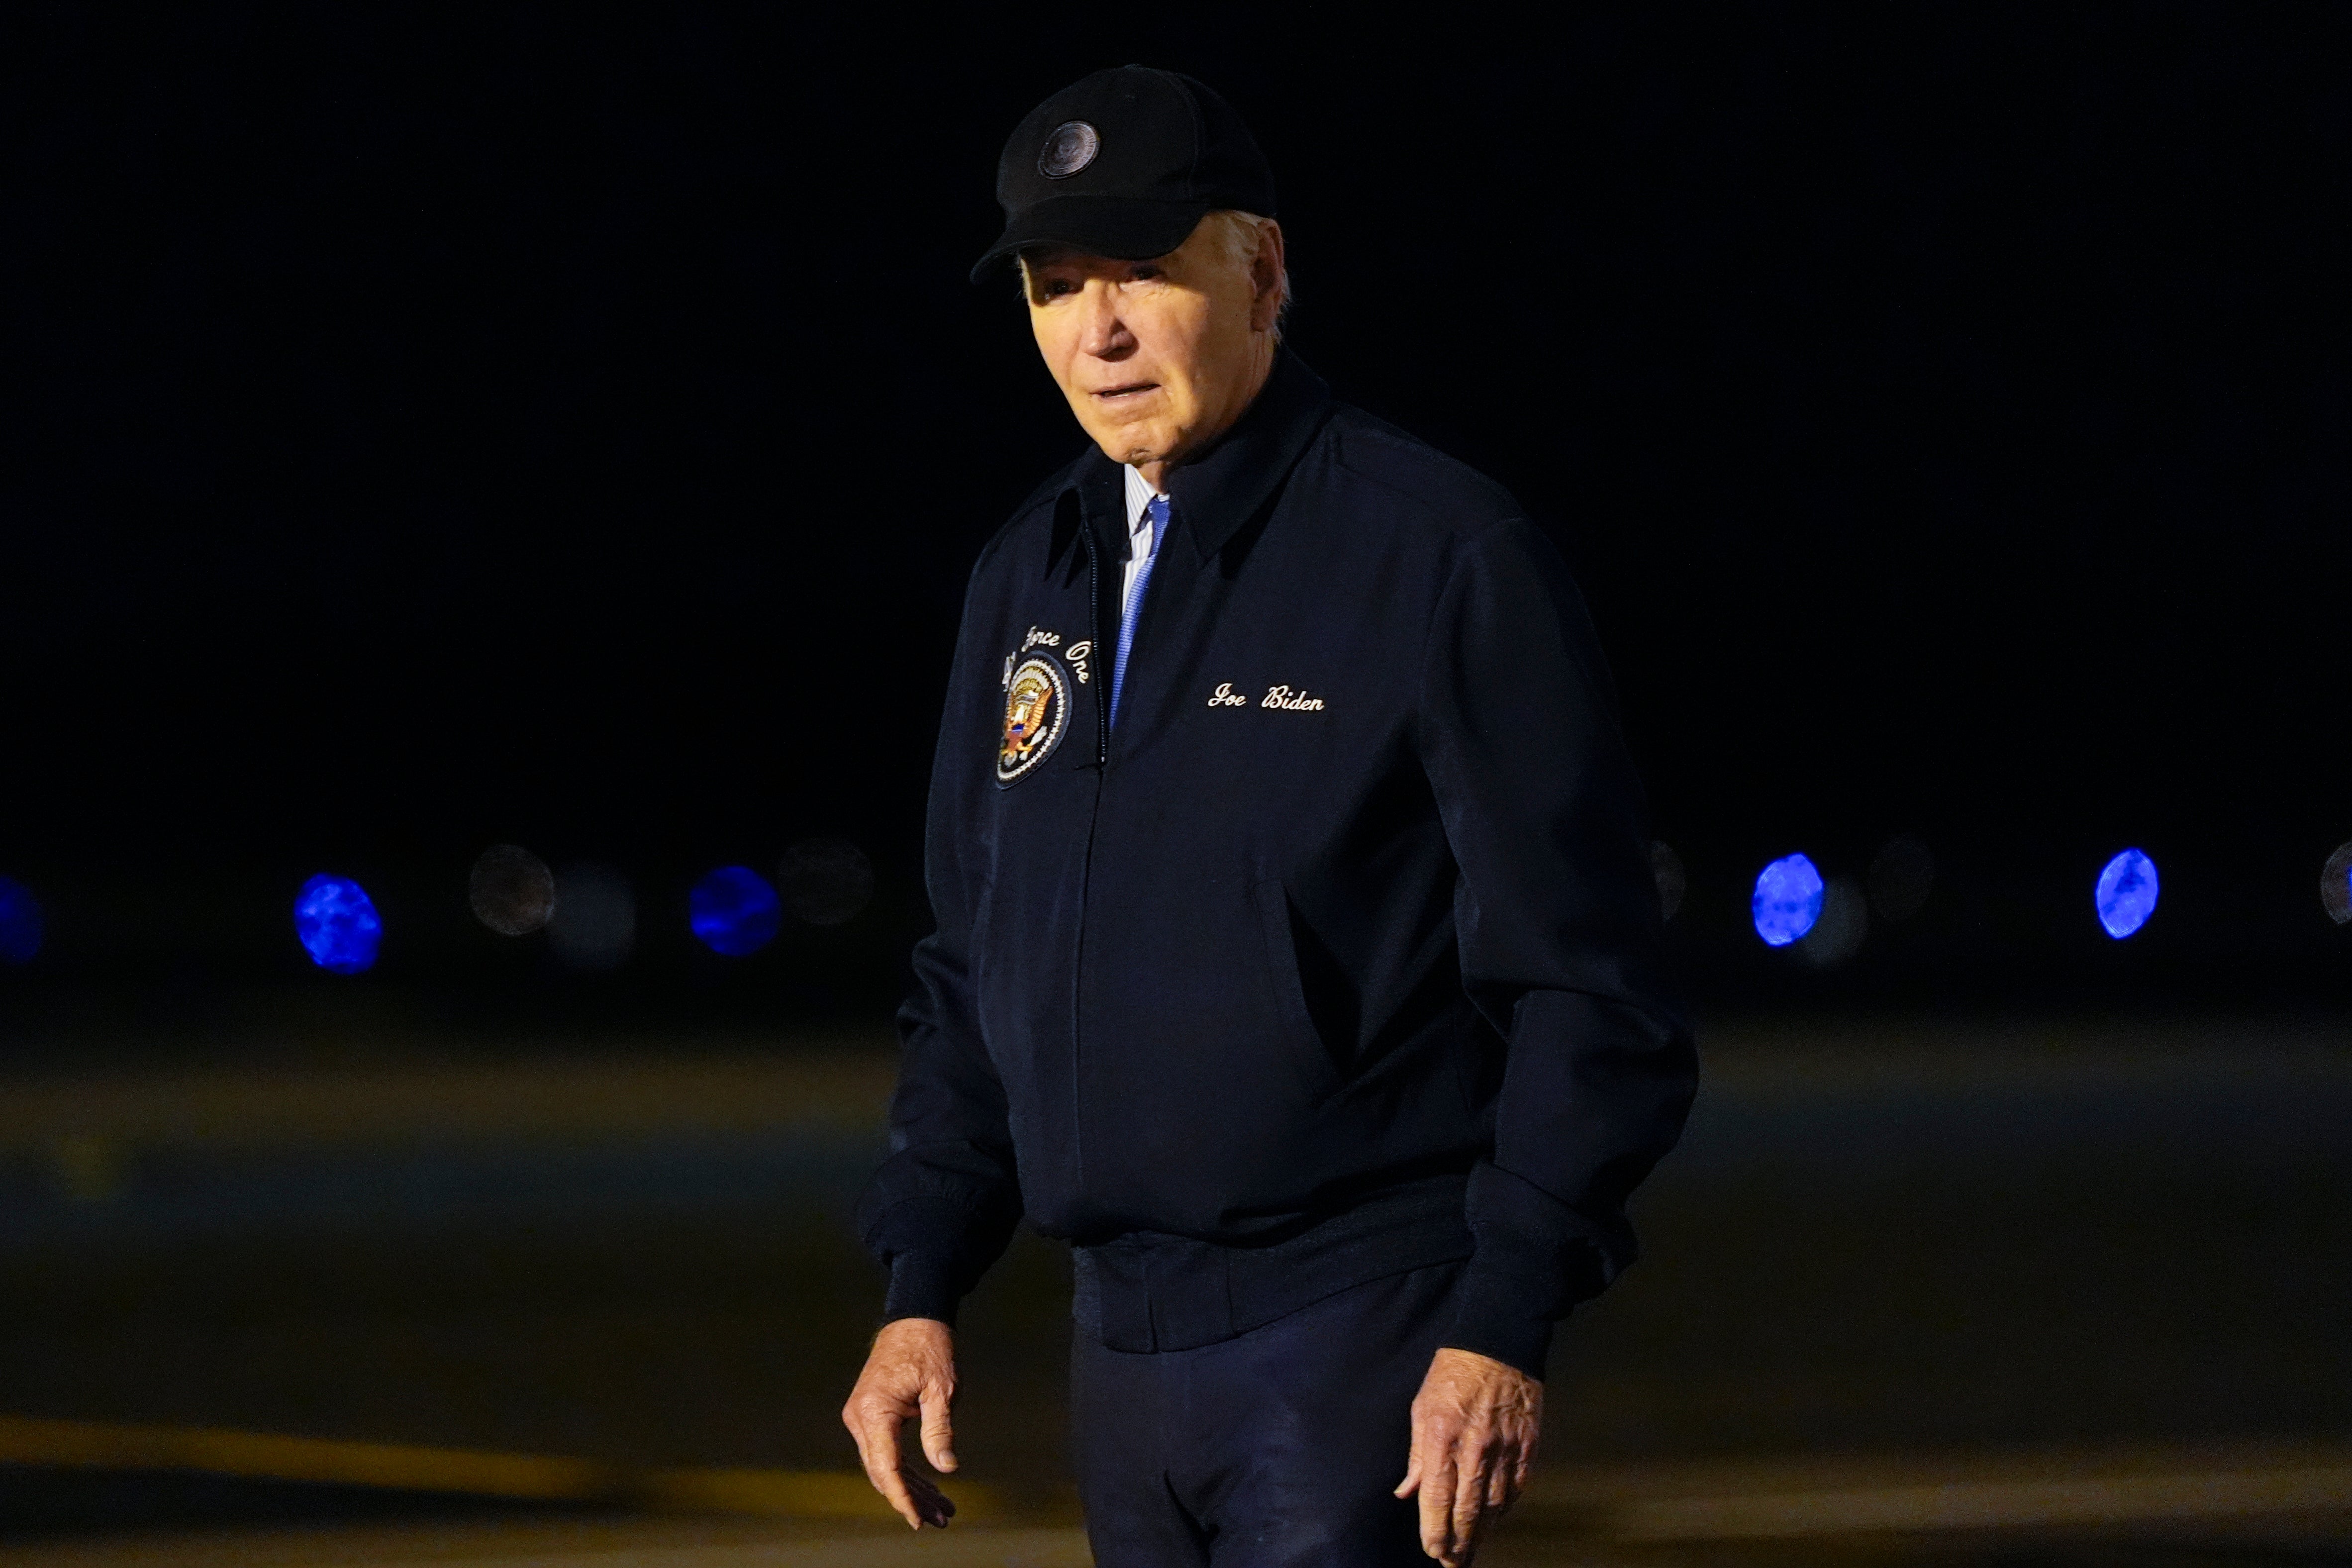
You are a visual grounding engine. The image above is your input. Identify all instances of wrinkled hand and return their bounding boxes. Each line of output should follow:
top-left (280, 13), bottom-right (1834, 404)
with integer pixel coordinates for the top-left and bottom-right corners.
top-left (842, 1317), bottom-right (960, 1530)
top-left (1395, 1347), bottom-right (1543, 1566)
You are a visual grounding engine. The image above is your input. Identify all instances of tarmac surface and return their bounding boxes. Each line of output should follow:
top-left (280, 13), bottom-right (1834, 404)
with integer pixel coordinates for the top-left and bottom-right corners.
top-left (0, 1014), bottom-right (2347, 1563)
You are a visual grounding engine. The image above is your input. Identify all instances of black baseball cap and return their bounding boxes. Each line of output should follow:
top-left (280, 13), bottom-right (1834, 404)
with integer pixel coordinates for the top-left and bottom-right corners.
top-left (971, 66), bottom-right (1277, 283)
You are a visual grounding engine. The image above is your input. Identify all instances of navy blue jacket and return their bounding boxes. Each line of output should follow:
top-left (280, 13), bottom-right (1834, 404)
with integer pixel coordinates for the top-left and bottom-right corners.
top-left (859, 351), bottom-right (1695, 1377)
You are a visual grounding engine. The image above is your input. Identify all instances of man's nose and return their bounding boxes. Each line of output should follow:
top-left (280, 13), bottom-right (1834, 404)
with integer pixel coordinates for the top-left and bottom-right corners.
top-left (1078, 282), bottom-right (1135, 359)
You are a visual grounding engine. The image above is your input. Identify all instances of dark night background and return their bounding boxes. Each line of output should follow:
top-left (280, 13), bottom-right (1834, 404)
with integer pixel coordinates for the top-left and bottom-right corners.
top-left (3, 5), bottom-right (2349, 1028)
top-left (3, 11), bottom-right (2352, 1560)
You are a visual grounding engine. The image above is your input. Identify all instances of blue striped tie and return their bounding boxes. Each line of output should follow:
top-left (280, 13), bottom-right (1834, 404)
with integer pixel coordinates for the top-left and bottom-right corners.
top-left (1109, 494), bottom-right (1168, 730)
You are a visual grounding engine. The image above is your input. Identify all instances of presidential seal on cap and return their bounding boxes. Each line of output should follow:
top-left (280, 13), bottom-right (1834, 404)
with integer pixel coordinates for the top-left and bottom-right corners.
top-left (1039, 120), bottom-right (1101, 179)
top-left (972, 66), bottom-right (1277, 282)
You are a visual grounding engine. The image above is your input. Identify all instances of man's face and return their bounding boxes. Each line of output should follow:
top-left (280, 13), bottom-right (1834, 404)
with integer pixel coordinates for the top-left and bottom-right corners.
top-left (1023, 218), bottom-right (1280, 477)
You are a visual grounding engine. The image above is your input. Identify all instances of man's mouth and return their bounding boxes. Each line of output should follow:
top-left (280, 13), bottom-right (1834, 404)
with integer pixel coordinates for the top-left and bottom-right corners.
top-left (1091, 382), bottom-right (1159, 403)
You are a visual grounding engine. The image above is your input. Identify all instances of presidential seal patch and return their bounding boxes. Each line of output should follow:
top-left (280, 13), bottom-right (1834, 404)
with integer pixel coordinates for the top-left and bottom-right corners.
top-left (1039, 119), bottom-right (1099, 179)
top-left (998, 654), bottom-right (1071, 785)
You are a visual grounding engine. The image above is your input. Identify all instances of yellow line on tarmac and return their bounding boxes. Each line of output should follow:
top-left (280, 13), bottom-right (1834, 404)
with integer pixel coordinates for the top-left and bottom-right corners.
top-left (0, 1415), bottom-right (994, 1523)
top-left (1612, 1464), bottom-right (2352, 1541)
top-left (1516, 1442), bottom-right (2352, 1542)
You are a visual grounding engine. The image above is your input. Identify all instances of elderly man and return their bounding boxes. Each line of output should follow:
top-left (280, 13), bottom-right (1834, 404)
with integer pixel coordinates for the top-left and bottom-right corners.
top-left (845, 66), bottom-right (1695, 1567)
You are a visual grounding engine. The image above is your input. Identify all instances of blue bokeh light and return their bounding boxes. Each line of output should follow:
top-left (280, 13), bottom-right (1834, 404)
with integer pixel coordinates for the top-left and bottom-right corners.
top-left (294, 874), bottom-right (382, 974)
top-left (2095, 848), bottom-right (2159, 939)
top-left (1752, 853), bottom-right (1826, 947)
top-left (690, 866), bottom-right (783, 957)
top-left (2322, 842), bottom-right (2352, 926)
top-left (0, 878), bottom-right (43, 965)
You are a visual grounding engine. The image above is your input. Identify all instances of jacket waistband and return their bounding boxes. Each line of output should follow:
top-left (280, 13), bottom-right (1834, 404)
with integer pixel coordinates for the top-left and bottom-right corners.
top-left (1071, 1175), bottom-right (1474, 1353)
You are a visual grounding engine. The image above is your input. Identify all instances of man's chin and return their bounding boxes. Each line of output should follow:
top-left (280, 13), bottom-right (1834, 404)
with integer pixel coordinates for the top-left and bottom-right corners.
top-left (1074, 411), bottom-right (1186, 470)
top-left (1092, 434), bottom-right (1177, 470)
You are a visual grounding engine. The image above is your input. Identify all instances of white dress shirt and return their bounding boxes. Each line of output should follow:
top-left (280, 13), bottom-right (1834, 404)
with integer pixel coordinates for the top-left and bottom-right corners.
top-left (1119, 463), bottom-right (1168, 632)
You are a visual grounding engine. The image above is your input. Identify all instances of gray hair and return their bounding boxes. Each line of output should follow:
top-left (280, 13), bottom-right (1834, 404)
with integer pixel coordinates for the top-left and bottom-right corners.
top-left (1018, 209), bottom-right (1293, 341)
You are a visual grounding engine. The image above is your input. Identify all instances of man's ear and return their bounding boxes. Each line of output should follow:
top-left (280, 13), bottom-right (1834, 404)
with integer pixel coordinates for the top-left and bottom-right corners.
top-left (1251, 220), bottom-right (1286, 333)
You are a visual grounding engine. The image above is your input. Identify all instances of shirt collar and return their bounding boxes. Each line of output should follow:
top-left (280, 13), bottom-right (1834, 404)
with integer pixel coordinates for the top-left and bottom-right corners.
top-left (1121, 463), bottom-right (1162, 536)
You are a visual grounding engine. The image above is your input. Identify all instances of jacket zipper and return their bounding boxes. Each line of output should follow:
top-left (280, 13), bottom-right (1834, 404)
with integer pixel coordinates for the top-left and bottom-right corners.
top-left (1071, 497), bottom-right (1109, 1199)
top-left (1083, 516), bottom-right (1108, 767)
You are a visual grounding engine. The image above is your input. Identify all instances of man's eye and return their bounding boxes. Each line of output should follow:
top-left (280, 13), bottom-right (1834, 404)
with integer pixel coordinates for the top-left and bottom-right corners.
top-left (1128, 266), bottom-right (1163, 282)
top-left (1040, 279), bottom-right (1077, 298)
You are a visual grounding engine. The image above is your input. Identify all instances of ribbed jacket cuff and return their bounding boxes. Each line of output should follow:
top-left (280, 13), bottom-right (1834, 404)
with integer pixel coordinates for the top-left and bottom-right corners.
top-left (882, 1250), bottom-right (964, 1327)
top-left (1441, 1262), bottom-right (1557, 1381)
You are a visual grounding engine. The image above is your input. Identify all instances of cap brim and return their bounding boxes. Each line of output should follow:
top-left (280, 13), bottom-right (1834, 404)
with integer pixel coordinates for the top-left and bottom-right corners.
top-left (969, 196), bottom-right (1211, 284)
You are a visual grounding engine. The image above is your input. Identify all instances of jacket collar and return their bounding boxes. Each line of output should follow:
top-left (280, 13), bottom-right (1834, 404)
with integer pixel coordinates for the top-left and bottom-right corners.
top-left (1060, 347), bottom-right (1334, 567)
top-left (1166, 348), bottom-right (1333, 562)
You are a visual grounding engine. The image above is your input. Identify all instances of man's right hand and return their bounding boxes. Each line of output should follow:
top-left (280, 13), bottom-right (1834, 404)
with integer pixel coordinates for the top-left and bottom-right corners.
top-left (842, 1316), bottom-right (961, 1530)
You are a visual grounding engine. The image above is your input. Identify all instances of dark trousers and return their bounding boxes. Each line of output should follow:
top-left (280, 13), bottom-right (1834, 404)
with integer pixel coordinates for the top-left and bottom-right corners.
top-left (1071, 1262), bottom-right (1461, 1567)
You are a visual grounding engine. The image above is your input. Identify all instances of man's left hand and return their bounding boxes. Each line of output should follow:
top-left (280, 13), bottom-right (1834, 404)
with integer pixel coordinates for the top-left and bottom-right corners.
top-left (1394, 1347), bottom-right (1543, 1566)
